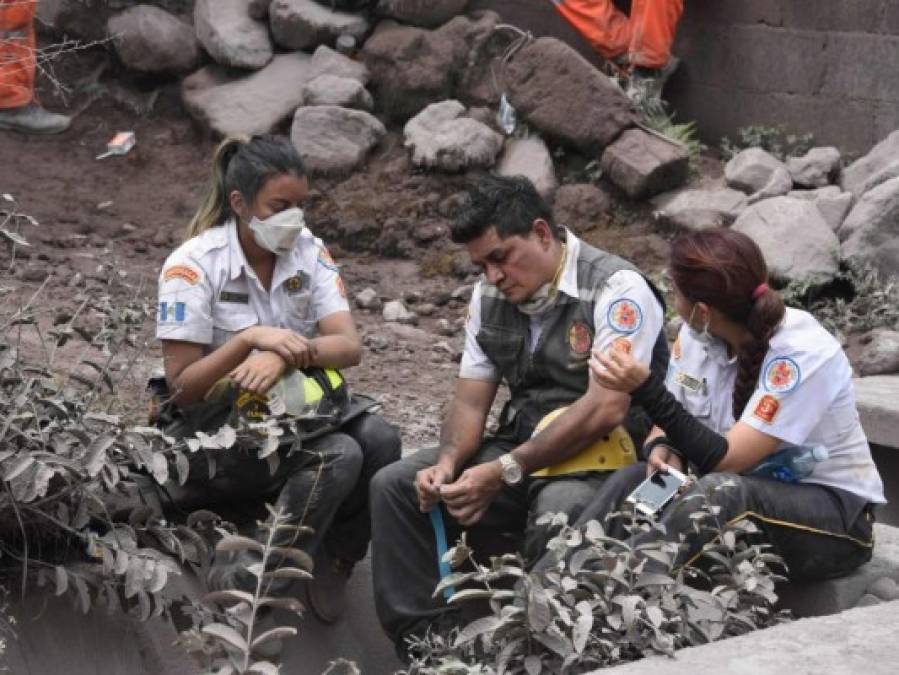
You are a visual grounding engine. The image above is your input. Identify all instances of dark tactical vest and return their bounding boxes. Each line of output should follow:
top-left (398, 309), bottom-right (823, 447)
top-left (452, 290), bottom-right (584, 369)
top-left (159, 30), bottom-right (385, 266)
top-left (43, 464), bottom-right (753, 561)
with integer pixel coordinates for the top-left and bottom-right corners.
top-left (476, 240), bottom-right (669, 447)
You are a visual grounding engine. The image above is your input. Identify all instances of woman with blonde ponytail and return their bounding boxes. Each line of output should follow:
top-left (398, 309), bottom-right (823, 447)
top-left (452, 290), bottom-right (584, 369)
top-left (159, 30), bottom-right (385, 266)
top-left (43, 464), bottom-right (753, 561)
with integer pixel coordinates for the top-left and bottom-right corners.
top-left (565, 229), bottom-right (884, 583)
top-left (154, 134), bottom-right (400, 625)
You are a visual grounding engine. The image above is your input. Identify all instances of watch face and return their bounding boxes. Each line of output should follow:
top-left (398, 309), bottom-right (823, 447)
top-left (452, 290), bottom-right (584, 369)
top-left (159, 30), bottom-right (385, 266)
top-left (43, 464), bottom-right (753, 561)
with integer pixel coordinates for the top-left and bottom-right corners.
top-left (502, 456), bottom-right (523, 484)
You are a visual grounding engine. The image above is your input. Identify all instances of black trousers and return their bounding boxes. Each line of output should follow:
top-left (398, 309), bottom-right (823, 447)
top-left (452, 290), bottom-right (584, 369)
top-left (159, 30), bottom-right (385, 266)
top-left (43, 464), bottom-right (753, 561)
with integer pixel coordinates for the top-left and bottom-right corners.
top-left (370, 440), bottom-right (615, 649)
top-left (568, 463), bottom-right (875, 581)
top-left (164, 412), bottom-right (401, 565)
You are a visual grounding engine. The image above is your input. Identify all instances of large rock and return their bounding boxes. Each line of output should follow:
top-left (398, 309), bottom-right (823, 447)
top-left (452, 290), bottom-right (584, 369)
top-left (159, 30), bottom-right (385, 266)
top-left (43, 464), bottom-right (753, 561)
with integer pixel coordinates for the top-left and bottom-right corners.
top-left (36, 0), bottom-right (116, 42)
top-left (504, 37), bottom-right (635, 152)
top-left (732, 196), bottom-right (839, 285)
top-left (787, 146), bottom-right (841, 188)
top-left (651, 187), bottom-right (747, 231)
top-left (194, 0), bottom-right (273, 70)
top-left (496, 136), bottom-right (558, 200)
top-left (725, 147), bottom-right (790, 195)
top-left (856, 330), bottom-right (899, 377)
top-left (403, 100), bottom-right (503, 171)
top-left (842, 129), bottom-right (899, 199)
top-left (291, 106), bottom-right (386, 176)
top-left (553, 184), bottom-right (612, 234)
top-left (788, 186), bottom-right (852, 231)
top-left (362, 13), bottom-right (498, 121)
top-left (309, 44), bottom-right (370, 84)
top-left (745, 166), bottom-right (793, 205)
top-left (378, 0), bottom-right (468, 28)
top-left (600, 128), bottom-right (689, 199)
top-left (107, 6), bottom-right (199, 75)
top-left (302, 74), bottom-right (373, 110)
top-left (249, 0), bottom-right (272, 19)
top-left (839, 176), bottom-right (899, 277)
top-left (182, 53), bottom-right (316, 136)
top-left (269, 0), bottom-right (369, 51)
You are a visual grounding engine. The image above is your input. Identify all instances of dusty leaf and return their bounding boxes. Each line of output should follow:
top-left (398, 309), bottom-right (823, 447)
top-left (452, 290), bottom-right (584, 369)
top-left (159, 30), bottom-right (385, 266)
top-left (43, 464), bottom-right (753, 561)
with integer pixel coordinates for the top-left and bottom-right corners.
top-left (269, 546), bottom-right (313, 572)
top-left (247, 663), bottom-right (279, 675)
top-left (454, 616), bottom-right (502, 646)
top-left (264, 567), bottom-right (313, 581)
top-left (150, 453), bottom-right (169, 484)
top-left (4, 455), bottom-right (35, 482)
top-left (202, 622), bottom-right (249, 652)
top-left (85, 435), bottom-right (116, 477)
top-left (216, 535), bottom-right (264, 555)
top-left (174, 451), bottom-right (189, 485)
top-left (205, 590), bottom-right (255, 606)
top-left (573, 612), bottom-right (593, 654)
top-left (258, 597), bottom-right (304, 614)
top-left (251, 626), bottom-right (296, 650)
top-left (54, 565), bottom-right (68, 596)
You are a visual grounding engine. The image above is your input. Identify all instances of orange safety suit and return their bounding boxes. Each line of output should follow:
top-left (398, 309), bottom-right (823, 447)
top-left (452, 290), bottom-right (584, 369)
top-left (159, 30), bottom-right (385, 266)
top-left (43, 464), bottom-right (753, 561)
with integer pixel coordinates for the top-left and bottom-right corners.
top-left (0, 0), bottom-right (37, 109)
top-left (551, 0), bottom-right (684, 70)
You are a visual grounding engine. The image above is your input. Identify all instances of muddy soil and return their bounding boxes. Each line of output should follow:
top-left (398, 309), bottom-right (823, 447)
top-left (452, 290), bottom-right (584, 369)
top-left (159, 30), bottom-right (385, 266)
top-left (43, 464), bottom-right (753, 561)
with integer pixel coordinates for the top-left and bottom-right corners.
top-left (0, 48), bottom-right (674, 450)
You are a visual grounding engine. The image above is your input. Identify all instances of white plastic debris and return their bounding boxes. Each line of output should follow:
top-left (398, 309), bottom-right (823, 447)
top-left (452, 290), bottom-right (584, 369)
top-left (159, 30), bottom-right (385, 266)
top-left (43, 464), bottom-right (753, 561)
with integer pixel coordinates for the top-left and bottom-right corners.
top-left (96, 131), bottom-right (136, 160)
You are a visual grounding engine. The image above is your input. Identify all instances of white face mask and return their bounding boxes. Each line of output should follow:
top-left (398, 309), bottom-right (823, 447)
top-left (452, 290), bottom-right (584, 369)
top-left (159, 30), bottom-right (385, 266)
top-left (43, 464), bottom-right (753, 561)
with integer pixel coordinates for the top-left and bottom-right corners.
top-left (518, 283), bottom-right (557, 316)
top-left (248, 207), bottom-right (306, 255)
top-left (685, 304), bottom-right (714, 345)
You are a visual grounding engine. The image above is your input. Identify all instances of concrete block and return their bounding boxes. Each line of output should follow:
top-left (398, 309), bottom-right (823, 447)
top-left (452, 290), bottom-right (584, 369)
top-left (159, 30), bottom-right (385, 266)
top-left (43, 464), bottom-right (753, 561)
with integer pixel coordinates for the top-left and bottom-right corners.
top-left (780, 0), bottom-right (886, 32)
top-left (678, 0), bottom-right (782, 27)
top-left (853, 376), bottom-right (899, 448)
top-left (820, 33), bottom-right (899, 102)
top-left (777, 524), bottom-right (899, 618)
top-left (601, 600), bottom-right (899, 675)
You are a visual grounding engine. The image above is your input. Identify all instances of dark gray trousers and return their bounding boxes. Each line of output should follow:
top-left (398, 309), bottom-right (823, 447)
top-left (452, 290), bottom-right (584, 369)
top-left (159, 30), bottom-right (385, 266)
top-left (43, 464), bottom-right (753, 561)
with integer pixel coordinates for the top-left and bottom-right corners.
top-left (370, 440), bottom-right (614, 648)
top-left (570, 463), bottom-right (875, 580)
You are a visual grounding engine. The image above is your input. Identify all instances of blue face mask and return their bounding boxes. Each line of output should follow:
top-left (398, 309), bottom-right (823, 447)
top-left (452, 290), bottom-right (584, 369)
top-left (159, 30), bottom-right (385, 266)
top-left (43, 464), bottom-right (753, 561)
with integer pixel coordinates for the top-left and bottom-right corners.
top-left (685, 304), bottom-right (713, 345)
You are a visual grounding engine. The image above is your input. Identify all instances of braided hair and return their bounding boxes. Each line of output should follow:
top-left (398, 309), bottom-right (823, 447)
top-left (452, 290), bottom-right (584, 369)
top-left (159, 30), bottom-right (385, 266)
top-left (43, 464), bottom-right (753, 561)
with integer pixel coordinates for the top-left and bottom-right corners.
top-left (669, 230), bottom-right (786, 419)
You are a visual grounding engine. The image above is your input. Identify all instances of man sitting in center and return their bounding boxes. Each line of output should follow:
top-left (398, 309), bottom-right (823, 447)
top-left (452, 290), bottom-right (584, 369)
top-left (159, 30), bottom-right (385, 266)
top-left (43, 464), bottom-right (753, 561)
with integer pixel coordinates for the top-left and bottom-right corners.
top-left (370, 175), bottom-right (669, 659)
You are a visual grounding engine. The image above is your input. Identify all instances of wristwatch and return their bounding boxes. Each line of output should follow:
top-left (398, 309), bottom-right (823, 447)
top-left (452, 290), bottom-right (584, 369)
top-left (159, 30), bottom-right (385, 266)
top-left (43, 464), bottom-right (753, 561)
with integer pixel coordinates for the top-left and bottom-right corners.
top-left (499, 454), bottom-right (524, 486)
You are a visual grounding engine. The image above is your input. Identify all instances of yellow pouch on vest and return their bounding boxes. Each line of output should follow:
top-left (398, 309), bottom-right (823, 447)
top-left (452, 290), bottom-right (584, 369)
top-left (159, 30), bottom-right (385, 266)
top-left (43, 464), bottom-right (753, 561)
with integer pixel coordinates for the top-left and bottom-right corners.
top-left (530, 407), bottom-right (637, 476)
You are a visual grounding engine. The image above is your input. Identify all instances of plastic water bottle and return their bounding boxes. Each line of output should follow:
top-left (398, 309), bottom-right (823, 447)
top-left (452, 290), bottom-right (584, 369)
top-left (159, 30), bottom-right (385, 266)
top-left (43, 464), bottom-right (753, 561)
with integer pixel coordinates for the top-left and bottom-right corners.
top-left (748, 445), bottom-right (829, 483)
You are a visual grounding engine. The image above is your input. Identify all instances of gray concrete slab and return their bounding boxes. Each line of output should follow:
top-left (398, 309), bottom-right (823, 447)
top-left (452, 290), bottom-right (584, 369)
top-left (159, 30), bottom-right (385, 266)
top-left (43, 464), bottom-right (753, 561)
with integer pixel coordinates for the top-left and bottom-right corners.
top-left (599, 599), bottom-right (899, 675)
top-left (854, 375), bottom-right (899, 448)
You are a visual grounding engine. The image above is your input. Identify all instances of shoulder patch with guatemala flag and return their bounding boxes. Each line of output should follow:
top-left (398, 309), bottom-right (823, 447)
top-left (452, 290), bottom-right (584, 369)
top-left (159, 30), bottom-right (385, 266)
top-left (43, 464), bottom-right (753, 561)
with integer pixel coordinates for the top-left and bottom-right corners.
top-left (607, 298), bottom-right (643, 335)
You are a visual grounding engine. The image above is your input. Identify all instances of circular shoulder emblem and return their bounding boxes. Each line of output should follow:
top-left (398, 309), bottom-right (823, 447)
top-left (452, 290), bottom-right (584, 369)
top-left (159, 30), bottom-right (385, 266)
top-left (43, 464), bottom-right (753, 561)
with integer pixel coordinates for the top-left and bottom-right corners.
top-left (763, 357), bottom-right (801, 394)
top-left (607, 298), bottom-right (643, 335)
top-left (568, 320), bottom-right (592, 355)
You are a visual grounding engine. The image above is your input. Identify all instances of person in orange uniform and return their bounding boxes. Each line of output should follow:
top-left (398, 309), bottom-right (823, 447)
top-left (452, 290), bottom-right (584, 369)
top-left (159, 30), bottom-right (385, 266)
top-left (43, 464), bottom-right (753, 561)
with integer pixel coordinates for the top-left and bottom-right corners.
top-left (0, 0), bottom-right (70, 134)
top-left (551, 0), bottom-right (684, 98)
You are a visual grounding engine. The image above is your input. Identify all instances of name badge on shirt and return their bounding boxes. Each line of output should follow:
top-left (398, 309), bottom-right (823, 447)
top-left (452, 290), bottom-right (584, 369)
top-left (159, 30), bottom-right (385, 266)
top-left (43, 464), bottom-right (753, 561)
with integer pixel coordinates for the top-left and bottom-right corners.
top-left (675, 370), bottom-right (705, 394)
top-left (219, 291), bottom-right (249, 304)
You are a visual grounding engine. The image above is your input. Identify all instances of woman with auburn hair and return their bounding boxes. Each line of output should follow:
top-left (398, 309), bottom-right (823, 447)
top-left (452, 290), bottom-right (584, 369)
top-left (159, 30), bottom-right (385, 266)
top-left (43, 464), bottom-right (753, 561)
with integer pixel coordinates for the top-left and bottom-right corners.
top-left (576, 228), bottom-right (884, 580)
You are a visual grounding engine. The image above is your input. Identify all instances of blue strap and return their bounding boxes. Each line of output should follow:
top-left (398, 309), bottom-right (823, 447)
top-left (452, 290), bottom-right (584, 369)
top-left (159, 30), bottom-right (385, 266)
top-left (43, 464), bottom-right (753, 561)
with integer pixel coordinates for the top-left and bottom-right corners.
top-left (429, 506), bottom-right (455, 600)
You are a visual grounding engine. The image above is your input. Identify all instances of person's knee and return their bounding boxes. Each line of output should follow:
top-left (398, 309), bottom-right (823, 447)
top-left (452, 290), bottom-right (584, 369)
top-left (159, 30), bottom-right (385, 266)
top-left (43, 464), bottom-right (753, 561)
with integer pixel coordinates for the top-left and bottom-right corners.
top-left (313, 433), bottom-right (364, 486)
top-left (371, 456), bottom-right (415, 507)
top-left (355, 414), bottom-right (402, 466)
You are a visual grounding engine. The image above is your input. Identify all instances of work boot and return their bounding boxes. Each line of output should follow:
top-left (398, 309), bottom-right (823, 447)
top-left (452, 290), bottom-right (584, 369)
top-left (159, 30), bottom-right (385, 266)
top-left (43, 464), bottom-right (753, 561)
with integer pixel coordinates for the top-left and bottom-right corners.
top-left (625, 56), bottom-right (681, 108)
top-left (305, 550), bottom-right (354, 624)
top-left (0, 103), bottom-right (71, 135)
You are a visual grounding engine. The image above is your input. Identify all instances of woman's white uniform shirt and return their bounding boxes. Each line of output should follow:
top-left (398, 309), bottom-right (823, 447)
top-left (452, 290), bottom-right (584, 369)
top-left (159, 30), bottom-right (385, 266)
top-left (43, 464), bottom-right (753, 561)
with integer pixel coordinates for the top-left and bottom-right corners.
top-left (156, 219), bottom-right (349, 349)
top-left (666, 307), bottom-right (885, 504)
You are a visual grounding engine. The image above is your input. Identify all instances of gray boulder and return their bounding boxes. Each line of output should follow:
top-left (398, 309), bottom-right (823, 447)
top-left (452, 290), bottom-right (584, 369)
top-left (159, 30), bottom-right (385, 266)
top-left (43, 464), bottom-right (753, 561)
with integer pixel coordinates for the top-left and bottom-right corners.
top-left (746, 166), bottom-right (793, 204)
top-left (383, 300), bottom-right (417, 325)
top-left (291, 106), bottom-right (386, 176)
top-left (839, 176), bottom-right (899, 277)
top-left (553, 184), bottom-right (612, 234)
top-left (249, 0), bottom-right (273, 19)
top-left (182, 53), bottom-right (316, 137)
top-left (842, 129), bottom-right (899, 199)
top-left (403, 100), bottom-right (503, 171)
top-left (505, 37), bottom-right (635, 152)
top-left (309, 44), bottom-right (370, 84)
top-left (651, 187), bottom-right (747, 231)
top-left (496, 136), bottom-right (558, 200)
top-left (270, 0), bottom-right (369, 51)
top-left (378, 0), bottom-right (468, 28)
top-left (787, 146), bottom-right (841, 188)
top-left (725, 147), bottom-right (789, 195)
top-left (195, 0), bottom-right (273, 70)
top-left (856, 329), bottom-right (899, 377)
top-left (108, 6), bottom-right (199, 75)
top-left (600, 128), bottom-right (689, 199)
top-left (355, 287), bottom-right (382, 311)
top-left (302, 74), bottom-right (373, 110)
top-left (787, 186), bottom-right (852, 231)
top-left (732, 197), bottom-right (839, 285)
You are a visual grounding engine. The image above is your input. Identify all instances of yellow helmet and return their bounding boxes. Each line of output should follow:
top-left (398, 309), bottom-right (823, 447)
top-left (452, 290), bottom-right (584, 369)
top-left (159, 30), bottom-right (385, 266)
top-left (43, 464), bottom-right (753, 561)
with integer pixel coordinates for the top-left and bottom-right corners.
top-left (530, 407), bottom-right (637, 477)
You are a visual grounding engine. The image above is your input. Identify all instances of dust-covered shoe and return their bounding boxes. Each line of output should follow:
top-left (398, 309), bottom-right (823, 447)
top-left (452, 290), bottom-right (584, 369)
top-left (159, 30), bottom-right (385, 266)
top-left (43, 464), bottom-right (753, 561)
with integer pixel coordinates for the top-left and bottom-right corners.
top-left (306, 551), bottom-right (354, 624)
top-left (625, 56), bottom-right (681, 107)
top-left (0, 103), bottom-right (71, 135)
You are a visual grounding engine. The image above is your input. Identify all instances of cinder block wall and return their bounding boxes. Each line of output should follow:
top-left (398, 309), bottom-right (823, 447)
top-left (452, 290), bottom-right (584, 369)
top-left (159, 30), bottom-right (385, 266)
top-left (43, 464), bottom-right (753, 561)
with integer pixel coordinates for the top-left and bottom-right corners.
top-left (473, 0), bottom-right (899, 156)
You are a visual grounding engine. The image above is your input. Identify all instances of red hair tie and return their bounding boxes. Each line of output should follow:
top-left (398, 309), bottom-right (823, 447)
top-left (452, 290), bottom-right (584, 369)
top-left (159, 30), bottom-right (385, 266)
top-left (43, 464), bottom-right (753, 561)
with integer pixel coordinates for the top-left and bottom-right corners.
top-left (751, 283), bottom-right (769, 302)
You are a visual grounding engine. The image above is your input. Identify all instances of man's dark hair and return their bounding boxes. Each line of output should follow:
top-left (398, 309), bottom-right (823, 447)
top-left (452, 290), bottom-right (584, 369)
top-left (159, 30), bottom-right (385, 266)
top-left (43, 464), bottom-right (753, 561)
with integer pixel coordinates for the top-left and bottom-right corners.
top-left (450, 175), bottom-right (558, 244)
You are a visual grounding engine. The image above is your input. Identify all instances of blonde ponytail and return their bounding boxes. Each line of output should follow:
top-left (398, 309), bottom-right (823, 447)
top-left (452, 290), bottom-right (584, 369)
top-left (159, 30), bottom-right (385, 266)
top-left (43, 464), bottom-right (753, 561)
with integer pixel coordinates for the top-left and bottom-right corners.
top-left (185, 135), bottom-right (249, 239)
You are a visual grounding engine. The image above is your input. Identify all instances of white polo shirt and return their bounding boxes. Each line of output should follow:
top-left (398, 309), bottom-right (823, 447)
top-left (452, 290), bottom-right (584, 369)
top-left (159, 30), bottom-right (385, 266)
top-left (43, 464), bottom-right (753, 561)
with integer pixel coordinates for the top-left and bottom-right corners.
top-left (460, 229), bottom-right (664, 381)
top-left (666, 308), bottom-right (885, 503)
top-left (156, 219), bottom-right (349, 349)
